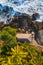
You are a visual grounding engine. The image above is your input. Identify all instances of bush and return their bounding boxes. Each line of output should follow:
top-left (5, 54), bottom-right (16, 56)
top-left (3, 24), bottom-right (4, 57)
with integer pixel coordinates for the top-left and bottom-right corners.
top-left (0, 43), bottom-right (43, 65)
top-left (0, 26), bottom-right (17, 54)
top-left (0, 26), bottom-right (43, 65)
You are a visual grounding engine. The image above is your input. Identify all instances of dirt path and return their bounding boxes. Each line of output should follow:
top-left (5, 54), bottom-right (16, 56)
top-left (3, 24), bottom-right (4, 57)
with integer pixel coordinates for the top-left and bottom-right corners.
top-left (30, 39), bottom-right (43, 51)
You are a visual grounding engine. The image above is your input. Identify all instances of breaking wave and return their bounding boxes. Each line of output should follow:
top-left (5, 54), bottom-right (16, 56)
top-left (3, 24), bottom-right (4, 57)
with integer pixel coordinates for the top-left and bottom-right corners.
top-left (0, 0), bottom-right (43, 23)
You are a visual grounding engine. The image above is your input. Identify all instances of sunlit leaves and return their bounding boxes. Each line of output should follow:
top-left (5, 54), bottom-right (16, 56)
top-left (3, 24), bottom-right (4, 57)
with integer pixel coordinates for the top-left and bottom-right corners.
top-left (0, 26), bottom-right (43, 65)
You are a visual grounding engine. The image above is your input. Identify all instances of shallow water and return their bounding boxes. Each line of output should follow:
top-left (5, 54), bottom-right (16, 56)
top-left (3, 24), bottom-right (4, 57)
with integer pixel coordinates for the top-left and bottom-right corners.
top-left (0, 0), bottom-right (43, 23)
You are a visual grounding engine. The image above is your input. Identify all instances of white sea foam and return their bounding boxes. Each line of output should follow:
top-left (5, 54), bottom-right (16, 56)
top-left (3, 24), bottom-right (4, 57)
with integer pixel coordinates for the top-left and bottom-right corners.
top-left (0, 0), bottom-right (43, 23)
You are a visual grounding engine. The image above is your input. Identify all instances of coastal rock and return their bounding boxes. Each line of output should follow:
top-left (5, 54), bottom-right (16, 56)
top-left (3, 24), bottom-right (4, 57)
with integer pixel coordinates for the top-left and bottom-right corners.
top-left (9, 14), bottom-right (32, 29)
top-left (39, 29), bottom-right (43, 45)
top-left (32, 13), bottom-right (39, 20)
top-left (0, 22), bottom-right (4, 30)
top-left (32, 20), bottom-right (43, 30)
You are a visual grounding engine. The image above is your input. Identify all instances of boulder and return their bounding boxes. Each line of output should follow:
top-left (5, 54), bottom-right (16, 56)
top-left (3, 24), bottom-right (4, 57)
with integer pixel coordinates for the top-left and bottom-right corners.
top-left (32, 13), bottom-right (39, 20)
top-left (0, 22), bottom-right (4, 30)
top-left (39, 29), bottom-right (43, 45)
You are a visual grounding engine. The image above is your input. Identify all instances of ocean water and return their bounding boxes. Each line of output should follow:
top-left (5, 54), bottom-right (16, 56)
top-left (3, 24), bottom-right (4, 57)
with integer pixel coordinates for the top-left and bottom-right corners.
top-left (0, 0), bottom-right (43, 23)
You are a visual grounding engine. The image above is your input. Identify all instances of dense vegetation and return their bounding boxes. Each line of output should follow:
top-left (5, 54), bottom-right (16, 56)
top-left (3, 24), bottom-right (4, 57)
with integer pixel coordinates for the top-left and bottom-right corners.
top-left (0, 26), bottom-right (43, 65)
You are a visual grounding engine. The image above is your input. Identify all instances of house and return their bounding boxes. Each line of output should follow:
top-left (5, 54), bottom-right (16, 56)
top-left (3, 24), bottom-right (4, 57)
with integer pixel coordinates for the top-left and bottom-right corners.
top-left (16, 33), bottom-right (33, 43)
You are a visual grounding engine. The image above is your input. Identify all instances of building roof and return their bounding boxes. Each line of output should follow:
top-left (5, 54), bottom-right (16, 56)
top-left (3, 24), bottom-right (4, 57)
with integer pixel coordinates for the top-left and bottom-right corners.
top-left (16, 33), bottom-right (32, 42)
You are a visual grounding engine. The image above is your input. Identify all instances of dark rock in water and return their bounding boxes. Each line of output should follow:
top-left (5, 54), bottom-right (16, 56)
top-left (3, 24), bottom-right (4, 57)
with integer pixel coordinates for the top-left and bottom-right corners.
top-left (0, 4), bottom-right (2, 7)
top-left (0, 4), bottom-right (3, 9)
top-left (2, 6), bottom-right (9, 13)
top-left (32, 13), bottom-right (39, 20)
top-left (0, 4), bottom-right (3, 14)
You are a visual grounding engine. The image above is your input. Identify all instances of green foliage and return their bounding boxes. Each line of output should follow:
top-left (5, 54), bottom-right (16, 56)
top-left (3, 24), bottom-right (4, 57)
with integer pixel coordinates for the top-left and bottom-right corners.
top-left (0, 43), bottom-right (43, 65)
top-left (0, 26), bottom-right (43, 65)
top-left (0, 26), bottom-right (16, 41)
top-left (0, 26), bottom-right (17, 54)
top-left (3, 26), bottom-right (16, 36)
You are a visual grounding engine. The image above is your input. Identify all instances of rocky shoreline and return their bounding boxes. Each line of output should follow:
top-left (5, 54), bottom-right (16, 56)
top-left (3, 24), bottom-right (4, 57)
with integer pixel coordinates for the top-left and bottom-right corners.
top-left (0, 13), bottom-right (43, 45)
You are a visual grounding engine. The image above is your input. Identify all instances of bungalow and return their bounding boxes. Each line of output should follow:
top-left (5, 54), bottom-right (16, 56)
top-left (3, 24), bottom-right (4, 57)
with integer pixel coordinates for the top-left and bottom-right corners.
top-left (16, 33), bottom-right (34, 43)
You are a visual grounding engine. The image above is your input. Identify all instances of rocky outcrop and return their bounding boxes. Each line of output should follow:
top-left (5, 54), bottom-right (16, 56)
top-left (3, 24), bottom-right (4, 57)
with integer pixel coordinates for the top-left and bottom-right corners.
top-left (32, 13), bottom-right (39, 20)
top-left (32, 20), bottom-right (43, 30)
top-left (0, 13), bottom-right (42, 31)
top-left (0, 14), bottom-right (43, 45)
top-left (39, 30), bottom-right (43, 45)
top-left (9, 14), bottom-right (32, 29)
top-left (9, 13), bottom-right (42, 31)
top-left (0, 22), bottom-right (4, 30)
top-left (2, 6), bottom-right (9, 13)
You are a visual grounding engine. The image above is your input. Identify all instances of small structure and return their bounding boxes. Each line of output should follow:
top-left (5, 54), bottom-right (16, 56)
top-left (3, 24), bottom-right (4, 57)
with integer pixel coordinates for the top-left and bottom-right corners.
top-left (16, 33), bottom-right (33, 43)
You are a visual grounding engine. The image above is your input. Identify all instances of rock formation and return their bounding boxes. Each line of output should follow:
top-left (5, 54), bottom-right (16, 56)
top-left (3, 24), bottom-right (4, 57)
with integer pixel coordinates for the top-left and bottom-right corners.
top-left (0, 22), bottom-right (4, 30)
top-left (32, 13), bottom-right (39, 20)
